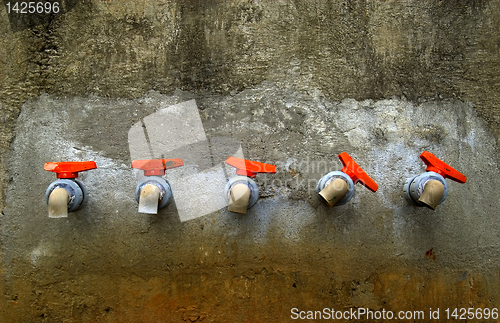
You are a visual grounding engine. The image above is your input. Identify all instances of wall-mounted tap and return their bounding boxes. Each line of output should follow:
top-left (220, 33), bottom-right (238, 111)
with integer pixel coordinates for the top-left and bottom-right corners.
top-left (44, 161), bottom-right (97, 218)
top-left (131, 158), bottom-right (183, 214)
top-left (404, 151), bottom-right (466, 210)
top-left (316, 152), bottom-right (378, 206)
top-left (224, 157), bottom-right (276, 214)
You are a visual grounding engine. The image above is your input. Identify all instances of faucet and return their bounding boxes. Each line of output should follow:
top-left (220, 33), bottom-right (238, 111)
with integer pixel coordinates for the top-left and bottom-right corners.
top-left (131, 158), bottom-right (183, 214)
top-left (224, 157), bottom-right (276, 214)
top-left (44, 161), bottom-right (97, 218)
top-left (316, 152), bottom-right (378, 206)
top-left (404, 151), bottom-right (466, 210)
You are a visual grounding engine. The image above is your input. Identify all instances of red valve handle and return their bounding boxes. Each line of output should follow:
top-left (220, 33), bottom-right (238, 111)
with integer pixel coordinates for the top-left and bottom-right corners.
top-left (420, 151), bottom-right (467, 183)
top-left (131, 158), bottom-right (183, 176)
top-left (338, 152), bottom-right (378, 192)
top-left (225, 157), bottom-right (276, 178)
top-left (44, 161), bottom-right (97, 179)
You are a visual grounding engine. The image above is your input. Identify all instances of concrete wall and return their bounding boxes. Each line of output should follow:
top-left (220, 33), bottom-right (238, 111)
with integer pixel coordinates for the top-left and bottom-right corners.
top-left (1, 1), bottom-right (500, 322)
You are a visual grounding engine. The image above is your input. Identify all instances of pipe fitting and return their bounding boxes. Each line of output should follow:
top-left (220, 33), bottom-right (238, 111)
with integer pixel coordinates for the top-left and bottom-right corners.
top-left (134, 176), bottom-right (172, 213)
top-left (224, 176), bottom-right (259, 214)
top-left (403, 151), bottom-right (466, 210)
top-left (228, 184), bottom-right (252, 214)
top-left (45, 179), bottom-right (89, 215)
top-left (316, 172), bottom-right (354, 206)
top-left (403, 172), bottom-right (448, 209)
top-left (419, 179), bottom-right (445, 210)
top-left (44, 161), bottom-right (96, 218)
top-left (224, 157), bottom-right (276, 214)
top-left (131, 158), bottom-right (183, 214)
top-left (316, 152), bottom-right (378, 207)
top-left (47, 188), bottom-right (70, 218)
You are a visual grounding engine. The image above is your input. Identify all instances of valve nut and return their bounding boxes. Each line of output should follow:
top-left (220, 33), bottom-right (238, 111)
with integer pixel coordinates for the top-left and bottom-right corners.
top-left (134, 176), bottom-right (173, 210)
top-left (316, 171), bottom-right (355, 206)
top-left (45, 179), bottom-right (88, 212)
top-left (224, 176), bottom-right (259, 209)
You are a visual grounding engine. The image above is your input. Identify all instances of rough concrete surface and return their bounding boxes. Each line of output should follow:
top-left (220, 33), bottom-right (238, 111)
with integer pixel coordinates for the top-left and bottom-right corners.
top-left (1, 0), bottom-right (500, 322)
top-left (3, 85), bottom-right (500, 322)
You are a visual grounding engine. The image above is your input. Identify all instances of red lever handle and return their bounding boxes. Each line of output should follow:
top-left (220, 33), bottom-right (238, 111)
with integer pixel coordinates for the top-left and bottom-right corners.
top-left (419, 151), bottom-right (467, 183)
top-left (225, 157), bottom-right (276, 178)
top-left (338, 152), bottom-right (378, 192)
top-left (44, 161), bottom-right (97, 179)
top-left (131, 158), bottom-right (183, 176)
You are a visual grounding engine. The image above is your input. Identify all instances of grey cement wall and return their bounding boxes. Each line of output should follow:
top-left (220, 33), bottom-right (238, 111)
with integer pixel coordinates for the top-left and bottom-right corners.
top-left (1, 1), bottom-right (500, 322)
